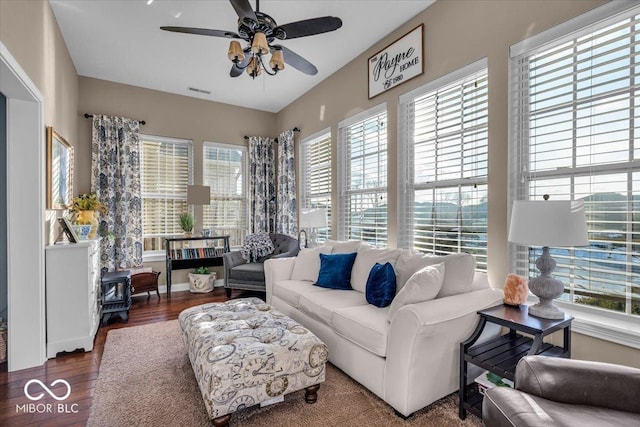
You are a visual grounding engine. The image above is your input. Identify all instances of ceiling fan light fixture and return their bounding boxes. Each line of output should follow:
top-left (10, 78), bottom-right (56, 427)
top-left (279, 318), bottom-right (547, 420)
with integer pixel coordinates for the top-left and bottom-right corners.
top-left (247, 57), bottom-right (262, 78)
top-left (251, 32), bottom-right (269, 55)
top-left (227, 40), bottom-right (244, 63)
top-left (269, 49), bottom-right (285, 72)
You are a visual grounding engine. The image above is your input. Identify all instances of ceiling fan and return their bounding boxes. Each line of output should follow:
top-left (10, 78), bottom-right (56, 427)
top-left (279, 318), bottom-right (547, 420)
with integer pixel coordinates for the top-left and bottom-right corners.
top-left (161, 0), bottom-right (343, 79)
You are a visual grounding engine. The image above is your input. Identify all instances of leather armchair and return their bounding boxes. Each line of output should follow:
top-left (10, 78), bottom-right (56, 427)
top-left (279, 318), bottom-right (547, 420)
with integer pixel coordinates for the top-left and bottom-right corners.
top-left (223, 233), bottom-right (299, 298)
top-left (483, 355), bottom-right (640, 426)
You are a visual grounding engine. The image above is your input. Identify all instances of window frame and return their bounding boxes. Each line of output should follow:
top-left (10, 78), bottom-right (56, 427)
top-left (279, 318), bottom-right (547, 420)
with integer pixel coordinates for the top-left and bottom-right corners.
top-left (337, 103), bottom-right (388, 246)
top-left (508, 1), bottom-right (640, 348)
top-left (398, 58), bottom-right (489, 270)
top-left (140, 133), bottom-right (193, 261)
top-left (202, 141), bottom-right (248, 248)
top-left (299, 127), bottom-right (332, 243)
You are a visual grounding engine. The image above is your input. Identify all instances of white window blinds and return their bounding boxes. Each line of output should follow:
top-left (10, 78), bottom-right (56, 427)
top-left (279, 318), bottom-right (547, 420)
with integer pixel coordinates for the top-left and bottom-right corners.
top-left (399, 60), bottom-right (488, 270)
top-left (202, 142), bottom-right (247, 247)
top-left (510, 5), bottom-right (640, 317)
top-left (300, 129), bottom-right (332, 242)
top-left (140, 135), bottom-right (192, 252)
top-left (338, 104), bottom-right (387, 246)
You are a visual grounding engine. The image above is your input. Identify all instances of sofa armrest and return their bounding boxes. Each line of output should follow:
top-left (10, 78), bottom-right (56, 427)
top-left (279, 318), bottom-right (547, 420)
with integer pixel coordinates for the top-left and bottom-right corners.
top-left (515, 355), bottom-right (640, 414)
top-left (385, 287), bottom-right (503, 416)
top-left (222, 251), bottom-right (245, 288)
top-left (264, 257), bottom-right (297, 304)
top-left (223, 251), bottom-right (245, 268)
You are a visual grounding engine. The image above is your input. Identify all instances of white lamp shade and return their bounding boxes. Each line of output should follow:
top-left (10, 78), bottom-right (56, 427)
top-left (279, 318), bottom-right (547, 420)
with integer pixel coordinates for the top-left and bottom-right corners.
top-left (508, 200), bottom-right (589, 247)
top-left (186, 185), bottom-right (211, 205)
top-left (299, 208), bottom-right (328, 228)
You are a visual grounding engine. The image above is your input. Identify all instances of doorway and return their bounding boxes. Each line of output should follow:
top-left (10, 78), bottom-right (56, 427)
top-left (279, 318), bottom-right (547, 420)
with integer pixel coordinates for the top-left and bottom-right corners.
top-left (0, 92), bottom-right (6, 366)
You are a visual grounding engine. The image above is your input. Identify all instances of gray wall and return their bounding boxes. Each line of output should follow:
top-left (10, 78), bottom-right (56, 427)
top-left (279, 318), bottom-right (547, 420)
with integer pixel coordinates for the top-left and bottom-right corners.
top-left (0, 92), bottom-right (7, 322)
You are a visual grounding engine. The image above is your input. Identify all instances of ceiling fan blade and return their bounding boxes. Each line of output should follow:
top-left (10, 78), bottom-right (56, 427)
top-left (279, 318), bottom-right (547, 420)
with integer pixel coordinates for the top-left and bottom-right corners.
top-left (229, 0), bottom-right (257, 26)
top-left (274, 17), bottom-right (342, 40)
top-left (161, 26), bottom-right (240, 39)
top-left (230, 51), bottom-right (253, 77)
top-left (272, 45), bottom-right (318, 76)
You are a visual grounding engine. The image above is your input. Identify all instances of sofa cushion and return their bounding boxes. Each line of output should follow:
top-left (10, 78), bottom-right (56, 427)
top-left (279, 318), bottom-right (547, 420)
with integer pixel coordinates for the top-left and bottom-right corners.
top-left (395, 251), bottom-right (476, 298)
top-left (299, 290), bottom-right (368, 326)
top-left (315, 252), bottom-right (357, 290)
top-left (291, 246), bottom-right (333, 282)
top-left (230, 262), bottom-right (265, 282)
top-left (323, 239), bottom-right (365, 254)
top-left (332, 304), bottom-right (390, 357)
top-left (351, 246), bottom-right (402, 293)
top-left (273, 280), bottom-right (330, 308)
top-left (388, 262), bottom-right (445, 321)
top-left (365, 262), bottom-right (396, 308)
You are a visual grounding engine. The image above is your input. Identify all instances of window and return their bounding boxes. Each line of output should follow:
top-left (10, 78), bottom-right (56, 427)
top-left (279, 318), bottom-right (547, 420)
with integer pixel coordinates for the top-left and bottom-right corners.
top-left (398, 60), bottom-right (489, 270)
top-left (202, 142), bottom-right (247, 247)
top-left (140, 134), bottom-right (192, 255)
top-left (510, 4), bottom-right (640, 317)
top-left (300, 129), bottom-right (332, 242)
top-left (338, 104), bottom-right (387, 246)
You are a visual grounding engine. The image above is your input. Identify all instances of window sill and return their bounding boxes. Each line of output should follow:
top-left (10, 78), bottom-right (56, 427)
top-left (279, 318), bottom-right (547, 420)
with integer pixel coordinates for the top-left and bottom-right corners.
top-left (531, 297), bottom-right (640, 350)
top-left (142, 253), bottom-right (165, 263)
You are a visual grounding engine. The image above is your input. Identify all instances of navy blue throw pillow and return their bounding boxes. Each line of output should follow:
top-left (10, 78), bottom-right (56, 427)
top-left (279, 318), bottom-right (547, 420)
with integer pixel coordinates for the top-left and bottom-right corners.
top-left (365, 262), bottom-right (397, 308)
top-left (315, 252), bottom-right (357, 290)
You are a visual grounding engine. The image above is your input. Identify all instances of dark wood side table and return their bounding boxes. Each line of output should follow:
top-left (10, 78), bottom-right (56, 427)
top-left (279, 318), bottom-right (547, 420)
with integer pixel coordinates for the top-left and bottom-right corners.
top-left (458, 304), bottom-right (573, 420)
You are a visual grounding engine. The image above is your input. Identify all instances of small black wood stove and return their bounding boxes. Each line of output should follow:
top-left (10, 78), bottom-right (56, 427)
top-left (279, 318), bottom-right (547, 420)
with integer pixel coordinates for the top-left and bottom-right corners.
top-left (100, 270), bottom-right (131, 325)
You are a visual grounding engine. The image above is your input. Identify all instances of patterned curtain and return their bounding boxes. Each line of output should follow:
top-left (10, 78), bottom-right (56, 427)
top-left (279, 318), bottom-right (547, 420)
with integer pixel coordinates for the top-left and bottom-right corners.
top-left (91, 115), bottom-right (142, 273)
top-left (248, 136), bottom-right (276, 234)
top-left (276, 129), bottom-right (297, 236)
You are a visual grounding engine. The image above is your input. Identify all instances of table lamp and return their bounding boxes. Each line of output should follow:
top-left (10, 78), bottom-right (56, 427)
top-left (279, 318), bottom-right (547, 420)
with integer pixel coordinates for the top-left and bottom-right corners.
top-left (299, 208), bottom-right (328, 248)
top-left (508, 197), bottom-right (588, 319)
top-left (187, 185), bottom-right (211, 235)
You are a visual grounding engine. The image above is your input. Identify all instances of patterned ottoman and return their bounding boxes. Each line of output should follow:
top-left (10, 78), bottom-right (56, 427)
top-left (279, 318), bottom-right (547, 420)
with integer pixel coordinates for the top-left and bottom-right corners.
top-left (178, 297), bottom-right (328, 427)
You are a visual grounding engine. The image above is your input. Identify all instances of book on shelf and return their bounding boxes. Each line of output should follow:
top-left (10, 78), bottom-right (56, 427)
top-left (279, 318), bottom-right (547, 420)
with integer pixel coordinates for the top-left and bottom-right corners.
top-left (474, 370), bottom-right (514, 395)
top-left (170, 247), bottom-right (225, 260)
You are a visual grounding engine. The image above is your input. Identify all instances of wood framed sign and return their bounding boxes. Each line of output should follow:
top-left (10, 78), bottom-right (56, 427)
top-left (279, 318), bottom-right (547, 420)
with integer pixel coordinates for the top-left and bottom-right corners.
top-left (368, 24), bottom-right (424, 99)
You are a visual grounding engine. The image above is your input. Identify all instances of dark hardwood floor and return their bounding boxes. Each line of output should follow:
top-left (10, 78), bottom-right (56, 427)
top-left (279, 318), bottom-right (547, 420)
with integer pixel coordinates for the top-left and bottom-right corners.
top-left (0, 288), bottom-right (257, 427)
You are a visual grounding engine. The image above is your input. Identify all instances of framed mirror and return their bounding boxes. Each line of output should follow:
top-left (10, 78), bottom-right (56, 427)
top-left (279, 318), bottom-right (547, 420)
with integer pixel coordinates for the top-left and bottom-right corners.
top-left (46, 127), bottom-right (74, 209)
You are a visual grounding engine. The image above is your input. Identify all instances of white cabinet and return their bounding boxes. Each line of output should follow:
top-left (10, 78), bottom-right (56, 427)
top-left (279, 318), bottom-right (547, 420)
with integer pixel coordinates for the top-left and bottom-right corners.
top-left (45, 240), bottom-right (100, 358)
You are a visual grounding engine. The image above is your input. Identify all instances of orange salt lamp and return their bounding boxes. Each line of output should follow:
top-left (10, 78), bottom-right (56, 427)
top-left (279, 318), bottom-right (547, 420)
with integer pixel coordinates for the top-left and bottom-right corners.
top-left (503, 274), bottom-right (528, 306)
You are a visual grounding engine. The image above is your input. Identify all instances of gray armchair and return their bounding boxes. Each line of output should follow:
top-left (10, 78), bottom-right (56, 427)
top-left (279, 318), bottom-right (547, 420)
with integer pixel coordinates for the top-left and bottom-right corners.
top-left (483, 355), bottom-right (640, 426)
top-left (223, 233), bottom-right (299, 298)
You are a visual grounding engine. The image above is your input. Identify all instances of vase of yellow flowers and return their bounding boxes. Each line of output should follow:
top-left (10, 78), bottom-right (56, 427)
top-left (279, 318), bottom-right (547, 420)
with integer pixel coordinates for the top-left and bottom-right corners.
top-left (70, 193), bottom-right (107, 239)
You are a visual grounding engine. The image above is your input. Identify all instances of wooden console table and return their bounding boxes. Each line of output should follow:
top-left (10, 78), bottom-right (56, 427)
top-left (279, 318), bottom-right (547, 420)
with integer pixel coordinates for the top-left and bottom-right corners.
top-left (459, 304), bottom-right (573, 419)
top-left (165, 236), bottom-right (230, 297)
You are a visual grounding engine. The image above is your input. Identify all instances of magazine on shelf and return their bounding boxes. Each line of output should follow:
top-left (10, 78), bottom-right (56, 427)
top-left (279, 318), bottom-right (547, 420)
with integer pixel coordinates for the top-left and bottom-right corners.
top-left (475, 370), bottom-right (514, 395)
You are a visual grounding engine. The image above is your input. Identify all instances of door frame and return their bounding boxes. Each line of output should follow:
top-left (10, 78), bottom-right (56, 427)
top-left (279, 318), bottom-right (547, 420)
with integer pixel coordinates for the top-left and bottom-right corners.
top-left (0, 41), bottom-right (46, 371)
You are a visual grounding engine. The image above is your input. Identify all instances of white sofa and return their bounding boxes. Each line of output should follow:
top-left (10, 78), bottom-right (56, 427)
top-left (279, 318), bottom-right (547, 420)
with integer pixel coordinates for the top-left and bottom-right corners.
top-left (264, 240), bottom-right (503, 417)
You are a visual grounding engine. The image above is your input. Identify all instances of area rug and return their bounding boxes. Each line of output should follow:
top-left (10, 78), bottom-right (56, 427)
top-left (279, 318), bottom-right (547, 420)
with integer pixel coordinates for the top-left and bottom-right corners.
top-left (88, 320), bottom-right (482, 426)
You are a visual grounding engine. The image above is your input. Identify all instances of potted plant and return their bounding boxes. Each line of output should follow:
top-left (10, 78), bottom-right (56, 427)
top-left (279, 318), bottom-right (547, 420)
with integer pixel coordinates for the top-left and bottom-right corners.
top-left (188, 266), bottom-right (216, 293)
top-left (70, 193), bottom-right (107, 239)
top-left (179, 212), bottom-right (194, 237)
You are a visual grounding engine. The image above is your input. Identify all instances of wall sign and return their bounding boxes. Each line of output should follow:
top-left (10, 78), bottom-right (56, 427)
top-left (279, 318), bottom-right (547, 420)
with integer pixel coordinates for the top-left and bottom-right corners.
top-left (368, 24), bottom-right (424, 99)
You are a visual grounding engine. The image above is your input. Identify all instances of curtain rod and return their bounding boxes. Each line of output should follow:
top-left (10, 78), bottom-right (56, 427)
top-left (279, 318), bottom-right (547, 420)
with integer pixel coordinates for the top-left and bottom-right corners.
top-left (244, 127), bottom-right (300, 141)
top-left (84, 113), bottom-right (146, 126)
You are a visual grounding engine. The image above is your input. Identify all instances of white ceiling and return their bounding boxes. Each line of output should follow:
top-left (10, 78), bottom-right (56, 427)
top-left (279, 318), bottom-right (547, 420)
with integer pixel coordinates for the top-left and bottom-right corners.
top-left (50, 0), bottom-right (434, 113)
